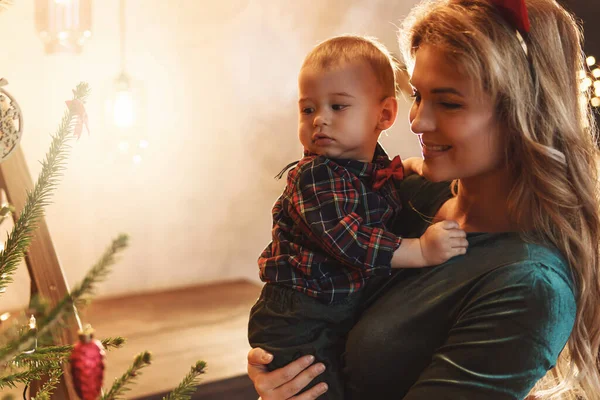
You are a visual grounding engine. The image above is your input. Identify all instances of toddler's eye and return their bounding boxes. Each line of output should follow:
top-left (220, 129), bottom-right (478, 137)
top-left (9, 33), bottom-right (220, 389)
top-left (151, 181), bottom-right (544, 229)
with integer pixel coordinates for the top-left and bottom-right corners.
top-left (301, 107), bottom-right (314, 114)
top-left (332, 104), bottom-right (347, 111)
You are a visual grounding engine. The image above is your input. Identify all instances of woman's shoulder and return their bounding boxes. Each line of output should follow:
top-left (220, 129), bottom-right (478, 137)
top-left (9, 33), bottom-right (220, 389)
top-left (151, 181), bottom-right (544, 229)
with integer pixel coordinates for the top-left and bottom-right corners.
top-left (463, 233), bottom-right (576, 357)
top-left (463, 233), bottom-right (577, 322)
top-left (398, 174), bottom-right (452, 201)
top-left (468, 232), bottom-right (574, 290)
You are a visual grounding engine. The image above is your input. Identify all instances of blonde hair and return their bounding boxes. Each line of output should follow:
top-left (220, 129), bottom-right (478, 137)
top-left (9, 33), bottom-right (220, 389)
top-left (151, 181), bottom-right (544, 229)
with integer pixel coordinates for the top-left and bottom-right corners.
top-left (302, 34), bottom-right (400, 98)
top-left (399, 0), bottom-right (600, 398)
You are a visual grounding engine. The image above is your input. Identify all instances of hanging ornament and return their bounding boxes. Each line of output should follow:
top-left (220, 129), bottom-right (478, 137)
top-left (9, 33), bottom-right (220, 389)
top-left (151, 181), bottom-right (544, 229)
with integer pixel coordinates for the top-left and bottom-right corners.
top-left (0, 78), bottom-right (23, 163)
top-left (69, 325), bottom-right (106, 400)
top-left (65, 97), bottom-right (90, 139)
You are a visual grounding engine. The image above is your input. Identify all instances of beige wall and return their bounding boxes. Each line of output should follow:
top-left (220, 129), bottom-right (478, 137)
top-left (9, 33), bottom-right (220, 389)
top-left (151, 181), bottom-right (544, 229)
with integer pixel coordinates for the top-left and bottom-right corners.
top-left (0, 0), bottom-right (422, 308)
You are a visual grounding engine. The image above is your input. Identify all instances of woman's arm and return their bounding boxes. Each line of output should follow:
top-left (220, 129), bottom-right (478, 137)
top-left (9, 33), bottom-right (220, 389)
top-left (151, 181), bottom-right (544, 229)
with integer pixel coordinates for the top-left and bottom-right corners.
top-left (401, 261), bottom-right (576, 399)
top-left (247, 348), bottom-right (329, 399)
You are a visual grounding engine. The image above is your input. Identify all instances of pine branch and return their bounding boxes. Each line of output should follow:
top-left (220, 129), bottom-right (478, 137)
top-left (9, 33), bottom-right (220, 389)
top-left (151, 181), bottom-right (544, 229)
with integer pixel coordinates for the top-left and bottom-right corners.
top-left (30, 366), bottom-right (62, 400)
top-left (0, 361), bottom-right (59, 389)
top-left (69, 234), bottom-right (129, 310)
top-left (0, 83), bottom-right (90, 295)
top-left (99, 337), bottom-right (127, 350)
top-left (11, 336), bottom-right (126, 366)
top-left (101, 351), bottom-right (152, 400)
top-left (162, 361), bottom-right (206, 400)
top-left (0, 234), bottom-right (128, 365)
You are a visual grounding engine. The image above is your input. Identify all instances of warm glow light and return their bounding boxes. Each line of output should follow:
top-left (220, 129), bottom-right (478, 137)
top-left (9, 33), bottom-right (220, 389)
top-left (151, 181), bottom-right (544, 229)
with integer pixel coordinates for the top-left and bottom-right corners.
top-left (58, 31), bottom-right (68, 40)
top-left (595, 87), bottom-right (600, 97)
top-left (118, 141), bottom-right (130, 152)
top-left (578, 70), bottom-right (587, 80)
top-left (29, 315), bottom-right (36, 330)
top-left (83, 30), bottom-right (92, 38)
top-left (592, 97), bottom-right (600, 108)
top-left (0, 312), bottom-right (9, 322)
top-left (587, 56), bottom-right (596, 67)
top-left (133, 154), bottom-right (142, 164)
top-left (139, 139), bottom-right (149, 149)
top-left (583, 78), bottom-right (593, 88)
top-left (55, 0), bottom-right (71, 4)
top-left (593, 69), bottom-right (600, 78)
top-left (113, 90), bottom-right (134, 128)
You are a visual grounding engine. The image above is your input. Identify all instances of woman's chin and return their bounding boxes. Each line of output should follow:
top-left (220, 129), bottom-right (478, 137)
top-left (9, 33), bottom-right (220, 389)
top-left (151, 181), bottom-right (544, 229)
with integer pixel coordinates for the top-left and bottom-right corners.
top-left (421, 167), bottom-right (452, 183)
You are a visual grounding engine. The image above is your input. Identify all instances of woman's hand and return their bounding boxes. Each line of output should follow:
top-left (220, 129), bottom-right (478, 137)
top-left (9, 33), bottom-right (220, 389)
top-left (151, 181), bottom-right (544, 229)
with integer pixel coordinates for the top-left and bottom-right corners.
top-left (247, 347), bottom-right (329, 399)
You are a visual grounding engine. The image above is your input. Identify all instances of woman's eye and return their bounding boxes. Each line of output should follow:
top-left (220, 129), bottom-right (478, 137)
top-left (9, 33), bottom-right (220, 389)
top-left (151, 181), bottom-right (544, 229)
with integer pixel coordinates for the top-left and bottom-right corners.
top-left (441, 103), bottom-right (462, 109)
top-left (410, 93), bottom-right (421, 103)
top-left (332, 104), bottom-right (347, 111)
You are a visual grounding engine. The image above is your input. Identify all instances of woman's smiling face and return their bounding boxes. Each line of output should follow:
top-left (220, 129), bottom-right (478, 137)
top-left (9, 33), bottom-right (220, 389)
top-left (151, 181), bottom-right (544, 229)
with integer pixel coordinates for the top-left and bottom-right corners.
top-left (409, 44), bottom-right (505, 183)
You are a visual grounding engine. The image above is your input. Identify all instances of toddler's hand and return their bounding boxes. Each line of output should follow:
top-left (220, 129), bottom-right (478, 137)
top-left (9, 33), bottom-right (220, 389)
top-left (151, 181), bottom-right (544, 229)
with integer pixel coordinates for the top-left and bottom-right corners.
top-left (419, 220), bottom-right (468, 265)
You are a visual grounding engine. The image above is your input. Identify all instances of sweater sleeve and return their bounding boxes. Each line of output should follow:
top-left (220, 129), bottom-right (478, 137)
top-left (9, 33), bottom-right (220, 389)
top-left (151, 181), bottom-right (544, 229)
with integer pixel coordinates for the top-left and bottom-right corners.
top-left (402, 261), bottom-right (576, 400)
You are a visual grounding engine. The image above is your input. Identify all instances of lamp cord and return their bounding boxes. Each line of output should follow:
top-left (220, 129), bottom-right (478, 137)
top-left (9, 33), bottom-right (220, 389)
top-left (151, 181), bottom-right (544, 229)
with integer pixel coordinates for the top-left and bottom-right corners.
top-left (120, 0), bottom-right (126, 75)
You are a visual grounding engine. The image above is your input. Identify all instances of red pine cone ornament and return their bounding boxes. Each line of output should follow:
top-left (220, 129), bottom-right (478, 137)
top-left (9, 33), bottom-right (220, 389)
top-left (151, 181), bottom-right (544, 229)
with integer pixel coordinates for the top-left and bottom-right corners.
top-left (70, 326), bottom-right (106, 400)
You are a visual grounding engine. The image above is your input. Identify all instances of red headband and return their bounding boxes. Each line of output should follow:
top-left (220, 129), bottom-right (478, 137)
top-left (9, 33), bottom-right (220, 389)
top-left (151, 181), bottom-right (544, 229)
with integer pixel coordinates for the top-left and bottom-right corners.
top-left (490, 0), bottom-right (531, 34)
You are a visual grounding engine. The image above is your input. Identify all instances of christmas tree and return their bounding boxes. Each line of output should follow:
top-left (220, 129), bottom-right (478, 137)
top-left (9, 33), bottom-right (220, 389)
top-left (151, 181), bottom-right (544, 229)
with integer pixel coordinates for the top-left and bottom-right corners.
top-left (0, 82), bottom-right (206, 398)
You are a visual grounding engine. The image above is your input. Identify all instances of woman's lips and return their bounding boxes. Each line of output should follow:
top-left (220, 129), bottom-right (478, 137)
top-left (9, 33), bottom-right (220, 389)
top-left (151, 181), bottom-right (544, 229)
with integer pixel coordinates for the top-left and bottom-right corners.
top-left (421, 143), bottom-right (452, 158)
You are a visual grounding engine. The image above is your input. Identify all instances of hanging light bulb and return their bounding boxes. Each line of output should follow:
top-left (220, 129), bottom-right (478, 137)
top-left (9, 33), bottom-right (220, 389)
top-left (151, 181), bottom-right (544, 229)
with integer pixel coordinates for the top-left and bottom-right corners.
top-left (110, 0), bottom-right (135, 129)
top-left (35, 0), bottom-right (92, 54)
top-left (113, 73), bottom-right (134, 128)
top-left (106, 0), bottom-right (148, 165)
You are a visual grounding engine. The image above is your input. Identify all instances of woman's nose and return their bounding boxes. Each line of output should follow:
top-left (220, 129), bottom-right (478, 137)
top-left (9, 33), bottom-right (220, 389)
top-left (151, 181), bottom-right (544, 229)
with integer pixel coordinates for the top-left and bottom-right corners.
top-left (409, 103), bottom-right (435, 134)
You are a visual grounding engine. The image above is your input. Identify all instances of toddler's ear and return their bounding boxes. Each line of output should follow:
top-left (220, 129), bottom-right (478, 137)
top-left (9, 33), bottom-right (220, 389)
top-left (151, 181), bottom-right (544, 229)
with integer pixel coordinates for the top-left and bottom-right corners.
top-left (377, 96), bottom-right (398, 131)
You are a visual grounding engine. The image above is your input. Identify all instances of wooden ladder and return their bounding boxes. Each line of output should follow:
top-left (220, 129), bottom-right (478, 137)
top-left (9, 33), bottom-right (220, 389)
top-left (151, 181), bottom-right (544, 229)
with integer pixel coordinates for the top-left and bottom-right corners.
top-left (0, 146), bottom-right (79, 399)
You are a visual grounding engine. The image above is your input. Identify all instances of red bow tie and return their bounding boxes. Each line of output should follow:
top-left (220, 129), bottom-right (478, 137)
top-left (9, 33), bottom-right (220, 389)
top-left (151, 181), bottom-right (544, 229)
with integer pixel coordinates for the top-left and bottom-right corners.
top-left (373, 155), bottom-right (404, 190)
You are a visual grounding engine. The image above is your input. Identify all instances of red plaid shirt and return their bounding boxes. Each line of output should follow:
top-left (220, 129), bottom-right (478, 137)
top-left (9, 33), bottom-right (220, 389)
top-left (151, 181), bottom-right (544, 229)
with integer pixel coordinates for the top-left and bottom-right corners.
top-left (258, 146), bottom-right (403, 304)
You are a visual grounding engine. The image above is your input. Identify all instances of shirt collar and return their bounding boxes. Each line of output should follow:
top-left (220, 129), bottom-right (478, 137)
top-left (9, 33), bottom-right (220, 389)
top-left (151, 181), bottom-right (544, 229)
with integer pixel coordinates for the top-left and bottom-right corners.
top-left (303, 143), bottom-right (392, 178)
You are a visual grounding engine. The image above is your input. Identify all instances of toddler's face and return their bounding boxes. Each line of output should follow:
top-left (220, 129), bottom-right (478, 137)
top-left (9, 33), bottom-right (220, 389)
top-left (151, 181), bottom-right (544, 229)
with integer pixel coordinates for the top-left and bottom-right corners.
top-left (297, 61), bottom-right (383, 162)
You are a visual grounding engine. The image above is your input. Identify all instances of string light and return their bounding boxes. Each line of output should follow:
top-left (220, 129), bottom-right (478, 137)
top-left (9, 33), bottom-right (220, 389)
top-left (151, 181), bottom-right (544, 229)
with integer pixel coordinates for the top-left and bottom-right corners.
top-left (22, 315), bottom-right (39, 356)
top-left (587, 56), bottom-right (596, 67)
top-left (28, 315), bottom-right (36, 330)
top-left (579, 55), bottom-right (600, 108)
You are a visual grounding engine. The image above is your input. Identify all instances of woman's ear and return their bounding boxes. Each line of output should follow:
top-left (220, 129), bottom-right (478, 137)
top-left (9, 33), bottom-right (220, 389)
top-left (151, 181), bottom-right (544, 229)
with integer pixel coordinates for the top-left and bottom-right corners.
top-left (377, 96), bottom-right (398, 131)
